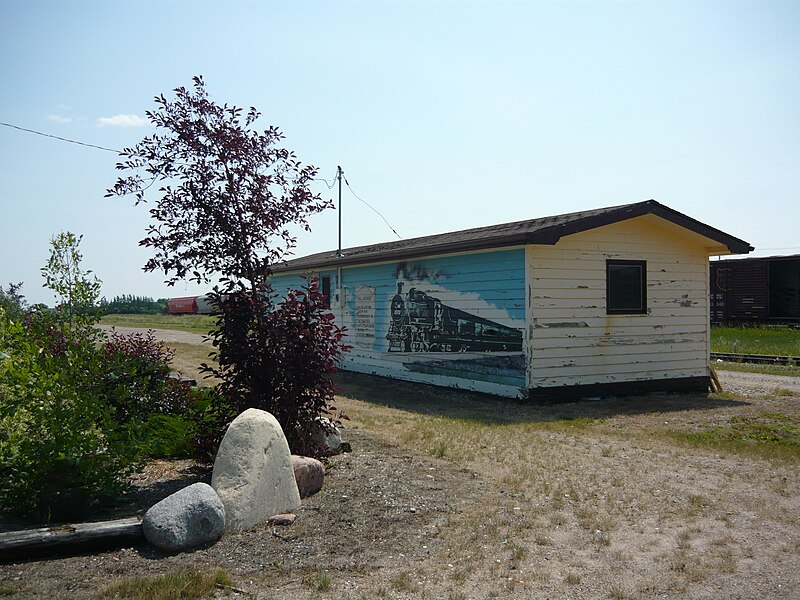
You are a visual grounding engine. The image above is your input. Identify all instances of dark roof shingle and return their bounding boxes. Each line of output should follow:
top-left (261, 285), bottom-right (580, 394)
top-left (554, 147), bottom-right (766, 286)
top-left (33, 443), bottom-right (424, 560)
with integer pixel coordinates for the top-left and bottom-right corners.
top-left (273, 199), bottom-right (752, 273)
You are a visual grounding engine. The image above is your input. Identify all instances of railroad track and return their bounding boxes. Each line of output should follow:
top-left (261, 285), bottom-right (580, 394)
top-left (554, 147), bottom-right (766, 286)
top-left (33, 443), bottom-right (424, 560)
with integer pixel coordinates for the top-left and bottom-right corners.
top-left (711, 352), bottom-right (798, 365)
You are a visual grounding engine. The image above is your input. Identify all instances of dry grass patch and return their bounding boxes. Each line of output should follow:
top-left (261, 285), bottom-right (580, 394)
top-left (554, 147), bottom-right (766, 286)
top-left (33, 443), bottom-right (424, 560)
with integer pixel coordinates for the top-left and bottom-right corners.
top-left (302, 570), bottom-right (333, 592)
top-left (664, 412), bottom-right (800, 460)
top-left (95, 568), bottom-right (234, 599)
top-left (165, 341), bottom-right (218, 384)
top-left (389, 570), bottom-right (416, 592)
top-left (330, 373), bottom-right (800, 598)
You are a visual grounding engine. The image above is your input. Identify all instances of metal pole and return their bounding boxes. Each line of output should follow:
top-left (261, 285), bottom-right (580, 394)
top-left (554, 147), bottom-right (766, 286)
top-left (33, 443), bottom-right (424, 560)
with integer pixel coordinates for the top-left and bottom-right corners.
top-left (337, 165), bottom-right (342, 257)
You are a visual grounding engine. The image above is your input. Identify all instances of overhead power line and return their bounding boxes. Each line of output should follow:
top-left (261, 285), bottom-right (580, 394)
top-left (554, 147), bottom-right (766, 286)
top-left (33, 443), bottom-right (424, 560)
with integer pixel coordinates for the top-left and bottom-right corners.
top-left (343, 175), bottom-right (402, 240)
top-left (2, 121), bottom-right (403, 240)
top-left (313, 168), bottom-right (338, 189)
top-left (0, 121), bottom-right (119, 153)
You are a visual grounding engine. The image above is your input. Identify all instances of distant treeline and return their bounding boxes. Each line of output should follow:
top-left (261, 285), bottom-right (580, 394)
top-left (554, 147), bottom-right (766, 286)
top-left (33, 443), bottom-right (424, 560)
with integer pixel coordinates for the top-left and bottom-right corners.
top-left (99, 294), bottom-right (168, 314)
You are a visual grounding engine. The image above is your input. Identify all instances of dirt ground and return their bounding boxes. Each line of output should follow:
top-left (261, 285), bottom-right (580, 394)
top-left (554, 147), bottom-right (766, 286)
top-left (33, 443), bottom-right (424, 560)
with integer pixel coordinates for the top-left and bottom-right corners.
top-left (1, 332), bottom-right (798, 599)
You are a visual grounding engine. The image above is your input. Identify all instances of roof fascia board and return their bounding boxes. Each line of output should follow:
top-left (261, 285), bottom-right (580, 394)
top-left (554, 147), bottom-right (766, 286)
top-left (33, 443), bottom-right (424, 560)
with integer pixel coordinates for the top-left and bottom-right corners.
top-left (273, 200), bottom-right (753, 273)
top-left (273, 243), bottom-right (529, 275)
top-left (530, 201), bottom-right (753, 255)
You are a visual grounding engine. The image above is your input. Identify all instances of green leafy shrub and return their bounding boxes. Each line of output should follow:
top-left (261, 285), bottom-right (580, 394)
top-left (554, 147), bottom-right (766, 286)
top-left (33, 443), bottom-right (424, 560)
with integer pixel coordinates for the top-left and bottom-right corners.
top-left (101, 328), bottom-right (191, 423)
top-left (183, 386), bottom-right (237, 462)
top-left (0, 232), bottom-right (197, 521)
top-left (134, 414), bottom-right (196, 458)
top-left (0, 310), bottom-right (140, 521)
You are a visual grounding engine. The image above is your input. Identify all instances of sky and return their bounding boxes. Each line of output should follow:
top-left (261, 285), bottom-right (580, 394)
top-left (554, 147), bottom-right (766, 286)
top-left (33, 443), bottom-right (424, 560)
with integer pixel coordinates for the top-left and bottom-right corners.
top-left (1, 0), bottom-right (798, 306)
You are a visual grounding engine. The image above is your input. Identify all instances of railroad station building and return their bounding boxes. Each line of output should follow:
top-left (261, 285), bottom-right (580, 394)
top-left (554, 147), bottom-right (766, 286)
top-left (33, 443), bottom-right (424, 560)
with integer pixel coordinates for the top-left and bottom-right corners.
top-left (271, 200), bottom-right (752, 401)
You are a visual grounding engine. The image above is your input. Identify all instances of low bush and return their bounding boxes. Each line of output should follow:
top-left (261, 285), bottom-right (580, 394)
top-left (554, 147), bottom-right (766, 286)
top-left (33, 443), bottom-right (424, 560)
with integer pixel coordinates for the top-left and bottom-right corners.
top-left (0, 310), bottom-right (140, 520)
top-left (183, 386), bottom-right (237, 462)
top-left (0, 308), bottom-right (200, 520)
top-left (133, 414), bottom-right (196, 459)
top-left (101, 328), bottom-right (191, 423)
top-left (202, 278), bottom-right (350, 456)
top-left (0, 232), bottom-right (209, 522)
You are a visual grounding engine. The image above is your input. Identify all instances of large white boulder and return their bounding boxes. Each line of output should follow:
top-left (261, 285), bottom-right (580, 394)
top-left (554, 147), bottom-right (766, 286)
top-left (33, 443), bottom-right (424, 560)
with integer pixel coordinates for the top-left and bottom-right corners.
top-left (211, 408), bottom-right (301, 532)
top-left (142, 482), bottom-right (225, 552)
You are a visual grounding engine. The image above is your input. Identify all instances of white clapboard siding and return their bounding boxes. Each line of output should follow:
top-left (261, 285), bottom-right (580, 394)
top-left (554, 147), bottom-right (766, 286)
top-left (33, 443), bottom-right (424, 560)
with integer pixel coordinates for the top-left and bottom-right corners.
top-left (530, 367), bottom-right (708, 389)
top-left (532, 340), bottom-right (708, 359)
top-left (527, 214), bottom-right (711, 388)
top-left (531, 323), bottom-right (708, 339)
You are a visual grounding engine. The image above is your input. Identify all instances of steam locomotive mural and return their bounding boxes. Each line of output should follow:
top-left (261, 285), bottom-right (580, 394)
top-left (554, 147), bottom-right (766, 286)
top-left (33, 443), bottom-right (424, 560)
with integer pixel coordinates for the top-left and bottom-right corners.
top-left (386, 282), bottom-right (523, 353)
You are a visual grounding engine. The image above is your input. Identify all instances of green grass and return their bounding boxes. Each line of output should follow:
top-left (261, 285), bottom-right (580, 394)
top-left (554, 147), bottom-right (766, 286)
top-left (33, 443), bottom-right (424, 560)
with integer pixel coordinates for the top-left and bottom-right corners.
top-left (711, 326), bottom-right (800, 356)
top-left (95, 568), bottom-right (234, 599)
top-left (101, 313), bottom-right (216, 334)
top-left (666, 413), bottom-right (800, 460)
top-left (304, 570), bottom-right (333, 592)
top-left (713, 361), bottom-right (800, 377)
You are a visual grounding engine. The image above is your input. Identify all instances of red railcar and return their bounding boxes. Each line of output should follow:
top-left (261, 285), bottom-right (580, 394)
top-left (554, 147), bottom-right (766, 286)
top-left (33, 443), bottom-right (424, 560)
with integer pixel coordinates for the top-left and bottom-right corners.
top-left (167, 296), bottom-right (198, 315)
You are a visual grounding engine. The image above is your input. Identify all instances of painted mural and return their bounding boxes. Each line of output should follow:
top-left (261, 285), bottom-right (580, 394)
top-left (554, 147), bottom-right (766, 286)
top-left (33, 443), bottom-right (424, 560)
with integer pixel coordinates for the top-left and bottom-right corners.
top-left (386, 282), bottom-right (523, 353)
top-left (270, 248), bottom-right (528, 396)
top-left (354, 284), bottom-right (376, 348)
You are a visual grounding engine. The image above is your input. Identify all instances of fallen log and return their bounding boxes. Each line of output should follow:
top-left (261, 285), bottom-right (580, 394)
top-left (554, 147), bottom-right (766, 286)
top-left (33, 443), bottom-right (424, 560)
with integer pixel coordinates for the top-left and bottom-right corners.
top-left (0, 517), bottom-right (142, 561)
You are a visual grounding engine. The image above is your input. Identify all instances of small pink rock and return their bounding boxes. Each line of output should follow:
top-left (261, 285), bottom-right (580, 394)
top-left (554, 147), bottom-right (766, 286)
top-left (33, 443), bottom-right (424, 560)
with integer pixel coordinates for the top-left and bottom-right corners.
top-left (268, 513), bottom-right (297, 526)
top-left (291, 455), bottom-right (325, 498)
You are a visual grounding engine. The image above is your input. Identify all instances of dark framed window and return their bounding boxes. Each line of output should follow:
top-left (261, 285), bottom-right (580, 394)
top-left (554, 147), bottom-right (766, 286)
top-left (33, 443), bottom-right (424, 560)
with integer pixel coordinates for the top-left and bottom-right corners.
top-left (321, 275), bottom-right (331, 309)
top-left (606, 260), bottom-right (647, 314)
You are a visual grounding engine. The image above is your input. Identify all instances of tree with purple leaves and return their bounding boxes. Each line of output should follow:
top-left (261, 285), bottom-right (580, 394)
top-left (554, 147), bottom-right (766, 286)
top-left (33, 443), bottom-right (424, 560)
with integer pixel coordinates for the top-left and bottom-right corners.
top-left (108, 77), bottom-right (349, 456)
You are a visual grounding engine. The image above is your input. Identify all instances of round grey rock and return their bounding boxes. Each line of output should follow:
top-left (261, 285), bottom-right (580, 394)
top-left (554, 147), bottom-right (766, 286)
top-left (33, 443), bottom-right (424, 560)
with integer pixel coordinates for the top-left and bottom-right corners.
top-left (142, 482), bottom-right (225, 552)
top-left (311, 417), bottom-right (342, 454)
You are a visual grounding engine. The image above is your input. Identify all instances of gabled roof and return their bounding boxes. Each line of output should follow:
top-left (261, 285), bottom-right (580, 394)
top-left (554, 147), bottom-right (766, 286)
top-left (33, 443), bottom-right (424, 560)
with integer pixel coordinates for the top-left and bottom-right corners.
top-left (273, 199), bottom-right (753, 273)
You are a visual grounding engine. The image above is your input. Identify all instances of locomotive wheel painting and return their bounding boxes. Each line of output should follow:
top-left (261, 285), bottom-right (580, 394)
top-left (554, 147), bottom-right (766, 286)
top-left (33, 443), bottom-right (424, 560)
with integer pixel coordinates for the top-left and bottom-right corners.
top-left (386, 282), bottom-right (523, 353)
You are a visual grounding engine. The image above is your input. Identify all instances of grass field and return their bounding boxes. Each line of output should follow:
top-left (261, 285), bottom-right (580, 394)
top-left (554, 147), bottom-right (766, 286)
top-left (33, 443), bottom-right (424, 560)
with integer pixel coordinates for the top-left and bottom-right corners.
top-left (711, 325), bottom-right (800, 356)
top-left (331, 372), bottom-right (800, 598)
top-left (101, 313), bottom-right (216, 334)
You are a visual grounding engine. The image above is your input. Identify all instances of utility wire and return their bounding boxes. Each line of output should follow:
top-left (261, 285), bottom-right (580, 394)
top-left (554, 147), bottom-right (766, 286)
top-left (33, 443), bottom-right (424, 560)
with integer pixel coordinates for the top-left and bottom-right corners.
top-left (343, 175), bottom-right (402, 239)
top-left (2, 121), bottom-right (403, 239)
top-left (312, 168), bottom-right (339, 189)
top-left (0, 121), bottom-right (120, 153)
top-left (2, 122), bottom-right (333, 189)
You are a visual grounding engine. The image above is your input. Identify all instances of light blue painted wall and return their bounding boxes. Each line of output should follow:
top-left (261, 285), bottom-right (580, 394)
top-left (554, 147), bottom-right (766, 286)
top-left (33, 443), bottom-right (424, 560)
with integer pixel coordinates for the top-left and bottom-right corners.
top-left (270, 248), bottom-right (527, 394)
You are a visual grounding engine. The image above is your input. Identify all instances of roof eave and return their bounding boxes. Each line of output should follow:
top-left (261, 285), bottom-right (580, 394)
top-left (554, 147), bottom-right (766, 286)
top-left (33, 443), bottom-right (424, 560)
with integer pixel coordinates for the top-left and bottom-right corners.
top-left (273, 234), bottom-right (533, 273)
top-left (272, 199), bottom-right (754, 273)
top-left (528, 200), bottom-right (753, 255)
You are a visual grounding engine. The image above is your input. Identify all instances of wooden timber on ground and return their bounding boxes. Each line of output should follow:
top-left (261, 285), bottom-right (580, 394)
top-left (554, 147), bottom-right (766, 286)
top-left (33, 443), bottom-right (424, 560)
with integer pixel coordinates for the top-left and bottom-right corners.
top-left (709, 366), bottom-right (723, 393)
top-left (0, 517), bottom-right (142, 561)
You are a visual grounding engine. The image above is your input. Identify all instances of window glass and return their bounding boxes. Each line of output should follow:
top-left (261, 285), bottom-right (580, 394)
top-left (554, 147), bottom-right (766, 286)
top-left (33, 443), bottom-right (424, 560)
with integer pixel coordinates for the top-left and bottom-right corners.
top-left (607, 260), bottom-right (646, 314)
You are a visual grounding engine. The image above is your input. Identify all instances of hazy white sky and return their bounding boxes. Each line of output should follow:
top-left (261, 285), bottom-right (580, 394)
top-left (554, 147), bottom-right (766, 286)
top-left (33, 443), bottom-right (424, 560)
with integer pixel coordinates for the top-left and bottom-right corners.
top-left (1, 0), bottom-right (798, 306)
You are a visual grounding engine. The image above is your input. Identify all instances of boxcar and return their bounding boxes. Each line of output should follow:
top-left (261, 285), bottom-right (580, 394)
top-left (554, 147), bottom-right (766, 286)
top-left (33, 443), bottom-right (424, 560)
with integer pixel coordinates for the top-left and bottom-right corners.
top-left (167, 296), bottom-right (198, 315)
top-left (710, 254), bottom-right (800, 324)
